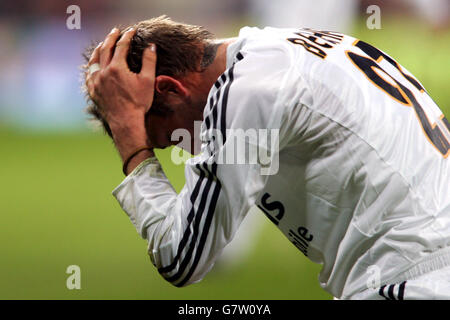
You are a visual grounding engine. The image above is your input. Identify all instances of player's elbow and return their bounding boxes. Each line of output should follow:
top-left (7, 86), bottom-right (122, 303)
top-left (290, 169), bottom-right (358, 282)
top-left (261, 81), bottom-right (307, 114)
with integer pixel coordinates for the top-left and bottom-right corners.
top-left (158, 268), bottom-right (200, 288)
top-left (146, 223), bottom-right (210, 288)
top-left (149, 248), bottom-right (202, 288)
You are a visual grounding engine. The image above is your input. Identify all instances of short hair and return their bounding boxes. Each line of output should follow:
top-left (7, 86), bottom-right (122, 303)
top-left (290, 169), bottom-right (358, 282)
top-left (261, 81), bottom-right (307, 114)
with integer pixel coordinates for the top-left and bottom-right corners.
top-left (81, 15), bottom-right (215, 137)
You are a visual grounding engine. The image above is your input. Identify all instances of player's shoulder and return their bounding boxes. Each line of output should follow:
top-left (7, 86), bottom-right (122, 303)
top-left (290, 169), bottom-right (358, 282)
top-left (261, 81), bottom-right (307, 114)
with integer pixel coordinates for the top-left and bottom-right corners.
top-left (224, 26), bottom-right (358, 95)
top-left (227, 27), bottom-right (298, 71)
top-left (219, 27), bottom-right (296, 103)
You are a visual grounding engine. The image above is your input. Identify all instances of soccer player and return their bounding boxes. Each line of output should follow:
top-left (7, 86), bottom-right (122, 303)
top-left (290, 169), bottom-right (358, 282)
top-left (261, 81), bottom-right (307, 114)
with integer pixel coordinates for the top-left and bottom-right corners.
top-left (84, 16), bottom-right (450, 299)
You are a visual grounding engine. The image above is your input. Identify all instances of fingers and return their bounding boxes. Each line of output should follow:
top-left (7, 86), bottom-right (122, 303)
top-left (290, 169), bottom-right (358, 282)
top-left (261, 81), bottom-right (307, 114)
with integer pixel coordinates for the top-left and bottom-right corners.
top-left (88, 41), bottom-right (102, 65)
top-left (111, 28), bottom-right (136, 67)
top-left (86, 72), bottom-right (98, 102)
top-left (140, 44), bottom-right (157, 80)
top-left (99, 28), bottom-right (120, 68)
top-left (85, 42), bottom-right (103, 98)
top-left (87, 27), bottom-right (120, 100)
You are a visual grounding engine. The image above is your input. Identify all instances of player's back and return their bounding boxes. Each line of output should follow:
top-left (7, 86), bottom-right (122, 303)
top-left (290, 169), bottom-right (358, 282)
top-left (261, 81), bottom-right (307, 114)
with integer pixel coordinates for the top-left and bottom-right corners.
top-left (228, 27), bottom-right (450, 298)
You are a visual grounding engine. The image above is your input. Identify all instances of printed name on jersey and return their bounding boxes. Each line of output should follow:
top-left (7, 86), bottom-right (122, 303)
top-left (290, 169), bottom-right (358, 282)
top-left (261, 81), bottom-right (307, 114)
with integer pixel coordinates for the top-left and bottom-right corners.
top-left (287, 28), bottom-right (344, 59)
top-left (257, 192), bottom-right (313, 257)
top-left (288, 29), bottom-right (450, 157)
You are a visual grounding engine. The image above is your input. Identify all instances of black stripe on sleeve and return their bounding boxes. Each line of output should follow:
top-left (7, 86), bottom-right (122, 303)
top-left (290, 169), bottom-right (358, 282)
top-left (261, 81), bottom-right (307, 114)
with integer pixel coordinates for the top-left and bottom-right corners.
top-left (206, 78), bottom-right (227, 156)
top-left (398, 281), bottom-right (407, 300)
top-left (158, 55), bottom-right (241, 285)
top-left (174, 58), bottom-right (239, 285)
top-left (204, 96), bottom-right (213, 129)
top-left (157, 77), bottom-right (228, 277)
top-left (219, 67), bottom-right (235, 144)
top-left (174, 60), bottom-right (239, 285)
top-left (379, 285), bottom-right (390, 300)
top-left (387, 284), bottom-right (396, 300)
top-left (163, 163), bottom-right (217, 283)
top-left (157, 164), bottom-right (205, 274)
top-left (176, 163), bottom-right (222, 287)
top-left (207, 76), bottom-right (226, 128)
top-left (211, 83), bottom-right (223, 132)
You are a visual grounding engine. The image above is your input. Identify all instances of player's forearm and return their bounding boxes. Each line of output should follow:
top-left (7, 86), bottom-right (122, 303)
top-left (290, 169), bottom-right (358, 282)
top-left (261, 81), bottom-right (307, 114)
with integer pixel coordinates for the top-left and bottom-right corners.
top-left (109, 113), bottom-right (155, 175)
top-left (112, 159), bottom-right (192, 285)
top-left (113, 158), bottom-right (177, 235)
top-left (112, 158), bottom-right (227, 287)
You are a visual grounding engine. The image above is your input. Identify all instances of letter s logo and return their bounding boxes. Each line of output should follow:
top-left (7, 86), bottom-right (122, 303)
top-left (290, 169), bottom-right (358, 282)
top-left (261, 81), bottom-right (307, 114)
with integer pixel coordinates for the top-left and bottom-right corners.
top-left (257, 193), bottom-right (285, 225)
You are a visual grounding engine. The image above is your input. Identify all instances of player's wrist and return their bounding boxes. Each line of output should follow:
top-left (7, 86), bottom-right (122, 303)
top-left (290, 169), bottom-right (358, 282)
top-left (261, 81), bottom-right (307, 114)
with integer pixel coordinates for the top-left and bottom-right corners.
top-left (108, 111), bottom-right (146, 136)
top-left (122, 147), bottom-right (155, 176)
top-left (108, 115), bottom-right (152, 163)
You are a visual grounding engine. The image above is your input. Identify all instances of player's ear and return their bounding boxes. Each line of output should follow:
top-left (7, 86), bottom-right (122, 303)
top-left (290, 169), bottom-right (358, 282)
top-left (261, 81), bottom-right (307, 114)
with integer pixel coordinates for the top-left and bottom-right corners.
top-left (155, 75), bottom-right (189, 98)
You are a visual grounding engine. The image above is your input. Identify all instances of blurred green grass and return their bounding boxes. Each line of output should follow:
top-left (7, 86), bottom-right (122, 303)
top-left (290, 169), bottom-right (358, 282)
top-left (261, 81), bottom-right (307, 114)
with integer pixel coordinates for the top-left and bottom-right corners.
top-left (0, 130), bottom-right (327, 299)
top-left (0, 18), bottom-right (448, 300)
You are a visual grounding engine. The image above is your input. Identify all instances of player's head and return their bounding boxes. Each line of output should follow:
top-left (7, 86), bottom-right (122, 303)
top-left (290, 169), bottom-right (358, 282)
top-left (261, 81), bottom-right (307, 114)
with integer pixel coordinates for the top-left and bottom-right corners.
top-left (83, 16), bottom-right (217, 148)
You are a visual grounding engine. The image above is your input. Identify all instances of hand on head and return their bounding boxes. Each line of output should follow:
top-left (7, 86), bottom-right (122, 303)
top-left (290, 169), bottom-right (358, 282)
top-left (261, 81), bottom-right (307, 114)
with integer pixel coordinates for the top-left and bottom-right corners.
top-left (85, 27), bottom-right (157, 131)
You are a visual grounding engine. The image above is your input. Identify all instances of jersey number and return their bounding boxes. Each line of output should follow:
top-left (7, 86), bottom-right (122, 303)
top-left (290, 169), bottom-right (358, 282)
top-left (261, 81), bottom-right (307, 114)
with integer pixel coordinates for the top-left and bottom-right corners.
top-left (347, 40), bottom-right (450, 158)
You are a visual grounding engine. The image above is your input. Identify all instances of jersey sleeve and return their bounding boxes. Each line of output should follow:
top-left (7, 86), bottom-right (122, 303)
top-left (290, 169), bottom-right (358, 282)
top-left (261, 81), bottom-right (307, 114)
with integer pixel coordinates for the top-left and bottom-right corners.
top-left (112, 44), bottom-right (292, 287)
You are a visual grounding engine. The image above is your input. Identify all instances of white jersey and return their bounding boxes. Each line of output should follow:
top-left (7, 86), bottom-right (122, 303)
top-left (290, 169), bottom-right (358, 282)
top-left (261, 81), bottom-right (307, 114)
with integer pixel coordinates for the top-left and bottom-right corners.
top-left (113, 27), bottom-right (450, 299)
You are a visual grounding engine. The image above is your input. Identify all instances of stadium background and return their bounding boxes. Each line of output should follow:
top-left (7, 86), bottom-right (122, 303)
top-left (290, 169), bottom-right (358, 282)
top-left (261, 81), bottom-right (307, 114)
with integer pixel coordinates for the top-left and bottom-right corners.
top-left (0, 0), bottom-right (449, 299)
